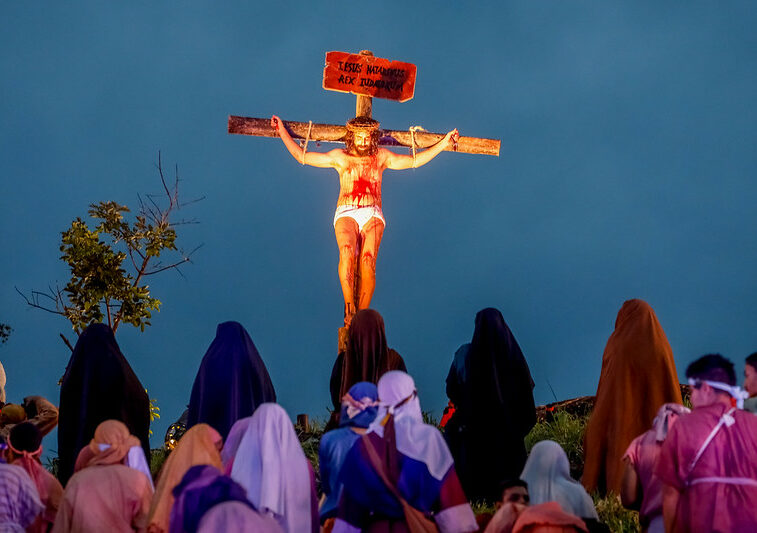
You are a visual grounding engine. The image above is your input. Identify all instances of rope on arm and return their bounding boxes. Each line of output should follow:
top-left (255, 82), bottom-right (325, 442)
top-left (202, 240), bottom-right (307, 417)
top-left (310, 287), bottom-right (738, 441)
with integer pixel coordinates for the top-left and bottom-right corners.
top-left (408, 126), bottom-right (426, 168)
top-left (300, 120), bottom-right (313, 165)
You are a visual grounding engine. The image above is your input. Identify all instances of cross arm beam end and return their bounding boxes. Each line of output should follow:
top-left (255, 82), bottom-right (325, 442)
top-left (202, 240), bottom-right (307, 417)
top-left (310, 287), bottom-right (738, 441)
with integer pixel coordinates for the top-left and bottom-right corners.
top-left (380, 130), bottom-right (500, 157)
top-left (228, 116), bottom-right (347, 143)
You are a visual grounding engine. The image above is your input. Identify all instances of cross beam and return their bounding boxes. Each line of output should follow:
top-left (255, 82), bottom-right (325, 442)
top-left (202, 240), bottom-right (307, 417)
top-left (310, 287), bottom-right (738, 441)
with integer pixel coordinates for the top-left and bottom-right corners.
top-left (228, 116), bottom-right (500, 157)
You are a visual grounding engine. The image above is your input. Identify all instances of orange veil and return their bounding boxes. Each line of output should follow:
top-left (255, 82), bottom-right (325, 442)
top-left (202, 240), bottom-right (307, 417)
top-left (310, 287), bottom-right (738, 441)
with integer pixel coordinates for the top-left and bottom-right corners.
top-left (582, 299), bottom-right (682, 495)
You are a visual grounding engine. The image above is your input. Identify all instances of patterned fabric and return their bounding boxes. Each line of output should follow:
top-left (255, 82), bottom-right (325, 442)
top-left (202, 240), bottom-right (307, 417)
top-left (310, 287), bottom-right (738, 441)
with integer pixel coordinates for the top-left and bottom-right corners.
top-left (0, 463), bottom-right (43, 532)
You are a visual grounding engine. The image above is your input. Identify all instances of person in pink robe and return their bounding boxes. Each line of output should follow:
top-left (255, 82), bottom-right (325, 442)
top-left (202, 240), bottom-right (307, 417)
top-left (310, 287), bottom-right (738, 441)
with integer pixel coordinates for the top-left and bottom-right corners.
top-left (52, 420), bottom-right (154, 533)
top-left (5, 422), bottom-right (64, 533)
top-left (656, 354), bottom-right (757, 532)
top-left (620, 403), bottom-right (688, 532)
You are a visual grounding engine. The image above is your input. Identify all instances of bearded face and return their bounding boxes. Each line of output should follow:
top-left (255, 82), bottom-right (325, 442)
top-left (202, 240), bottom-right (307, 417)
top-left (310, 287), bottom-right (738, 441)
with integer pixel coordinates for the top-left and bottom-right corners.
top-left (346, 128), bottom-right (379, 157)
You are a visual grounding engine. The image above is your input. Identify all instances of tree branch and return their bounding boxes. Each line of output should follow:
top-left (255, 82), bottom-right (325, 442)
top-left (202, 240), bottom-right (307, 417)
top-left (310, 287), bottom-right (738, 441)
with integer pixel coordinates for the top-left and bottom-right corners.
top-left (179, 195), bottom-right (205, 209)
top-left (16, 287), bottom-right (65, 316)
top-left (105, 298), bottom-right (112, 329)
top-left (113, 254), bottom-right (151, 332)
top-left (138, 193), bottom-right (162, 226)
top-left (32, 289), bottom-right (59, 305)
top-left (156, 151), bottom-right (173, 207)
top-left (169, 219), bottom-right (201, 227)
top-left (145, 193), bottom-right (164, 222)
top-left (59, 333), bottom-right (74, 353)
top-left (143, 257), bottom-right (190, 276)
top-left (127, 247), bottom-right (143, 271)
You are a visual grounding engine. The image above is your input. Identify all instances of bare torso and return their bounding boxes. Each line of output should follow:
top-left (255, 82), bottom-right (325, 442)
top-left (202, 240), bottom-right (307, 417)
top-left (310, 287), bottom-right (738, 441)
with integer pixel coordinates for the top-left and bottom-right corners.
top-left (334, 149), bottom-right (389, 208)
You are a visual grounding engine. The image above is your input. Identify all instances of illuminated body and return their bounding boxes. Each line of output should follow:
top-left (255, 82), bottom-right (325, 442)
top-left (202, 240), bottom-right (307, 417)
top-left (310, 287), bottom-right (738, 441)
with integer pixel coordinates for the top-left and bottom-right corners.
top-left (271, 115), bottom-right (458, 325)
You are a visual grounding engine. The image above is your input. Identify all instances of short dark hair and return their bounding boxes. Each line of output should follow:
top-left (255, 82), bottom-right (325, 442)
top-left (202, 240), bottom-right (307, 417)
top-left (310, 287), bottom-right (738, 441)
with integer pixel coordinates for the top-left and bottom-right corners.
top-left (500, 478), bottom-right (528, 493)
top-left (9, 422), bottom-right (42, 453)
top-left (686, 354), bottom-right (736, 386)
top-left (746, 352), bottom-right (757, 372)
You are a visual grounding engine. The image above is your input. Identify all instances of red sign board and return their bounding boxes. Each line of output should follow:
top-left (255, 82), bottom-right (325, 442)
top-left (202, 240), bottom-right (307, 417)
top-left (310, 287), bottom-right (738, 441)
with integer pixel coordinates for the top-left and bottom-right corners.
top-left (323, 51), bottom-right (417, 103)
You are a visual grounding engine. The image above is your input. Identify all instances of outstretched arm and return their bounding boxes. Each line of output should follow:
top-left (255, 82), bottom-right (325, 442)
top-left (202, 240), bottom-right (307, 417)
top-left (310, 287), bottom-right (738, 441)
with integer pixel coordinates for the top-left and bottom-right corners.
top-left (271, 115), bottom-right (340, 168)
top-left (384, 129), bottom-right (459, 170)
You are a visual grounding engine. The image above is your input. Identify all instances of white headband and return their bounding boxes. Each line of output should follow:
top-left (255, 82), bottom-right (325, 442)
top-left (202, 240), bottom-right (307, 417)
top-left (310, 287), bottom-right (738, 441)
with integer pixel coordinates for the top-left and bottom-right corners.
top-left (689, 378), bottom-right (749, 409)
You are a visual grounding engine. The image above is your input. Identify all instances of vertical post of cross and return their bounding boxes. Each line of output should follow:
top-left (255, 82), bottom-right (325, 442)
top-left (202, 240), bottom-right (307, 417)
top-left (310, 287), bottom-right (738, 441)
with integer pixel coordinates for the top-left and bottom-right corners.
top-left (347, 49), bottom-right (374, 331)
top-left (355, 50), bottom-right (374, 119)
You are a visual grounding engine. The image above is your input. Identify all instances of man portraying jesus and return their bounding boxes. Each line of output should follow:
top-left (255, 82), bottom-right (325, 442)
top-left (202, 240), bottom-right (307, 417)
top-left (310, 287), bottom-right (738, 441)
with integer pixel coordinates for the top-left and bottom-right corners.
top-left (271, 115), bottom-right (459, 325)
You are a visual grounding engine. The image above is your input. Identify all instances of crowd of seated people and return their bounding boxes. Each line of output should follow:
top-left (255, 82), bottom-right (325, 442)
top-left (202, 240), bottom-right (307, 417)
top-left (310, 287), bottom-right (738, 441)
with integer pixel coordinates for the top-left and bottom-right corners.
top-left (1, 300), bottom-right (757, 532)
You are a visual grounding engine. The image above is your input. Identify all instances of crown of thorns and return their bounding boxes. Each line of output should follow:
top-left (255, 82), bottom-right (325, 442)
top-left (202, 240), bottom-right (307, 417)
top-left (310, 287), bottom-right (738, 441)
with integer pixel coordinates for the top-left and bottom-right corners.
top-left (346, 117), bottom-right (380, 132)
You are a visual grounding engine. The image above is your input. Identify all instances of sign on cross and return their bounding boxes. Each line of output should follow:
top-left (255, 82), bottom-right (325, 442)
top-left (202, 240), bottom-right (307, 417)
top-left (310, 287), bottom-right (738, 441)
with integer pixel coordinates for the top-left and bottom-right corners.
top-left (228, 50), bottom-right (500, 156)
top-left (322, 51), bottom-right (417, 103)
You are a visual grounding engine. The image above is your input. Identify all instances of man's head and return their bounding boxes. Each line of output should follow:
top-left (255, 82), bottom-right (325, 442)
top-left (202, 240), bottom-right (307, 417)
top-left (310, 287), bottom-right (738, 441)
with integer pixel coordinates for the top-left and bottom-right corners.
top-left (0, 403), bottom-right (27, 426)
top-left (744, 352), bottom-right (757, 398)
top-left (5, 422), bottom-right (41, 462)
top-left (686, 354), bottom-right (737, 408)
top-left (499, 479), bottom-right (529, 507)
top-left (345, 117), bottom-right (380, 157)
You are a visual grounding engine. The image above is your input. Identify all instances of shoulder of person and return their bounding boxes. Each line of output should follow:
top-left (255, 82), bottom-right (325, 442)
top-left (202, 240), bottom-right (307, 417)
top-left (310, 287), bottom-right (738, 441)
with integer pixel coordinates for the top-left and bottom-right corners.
top-left (319, 427), bottom-right (349, 448)
top-left (454, 344), bottom-right (471, 358)
top-left (736, 408), bottom-right (757, 425)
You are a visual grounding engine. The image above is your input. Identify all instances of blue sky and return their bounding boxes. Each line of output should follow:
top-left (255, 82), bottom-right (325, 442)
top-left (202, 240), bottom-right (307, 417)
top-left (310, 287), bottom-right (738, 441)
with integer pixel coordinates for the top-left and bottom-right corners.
top-left (2, 2), bottom-right (756, 449)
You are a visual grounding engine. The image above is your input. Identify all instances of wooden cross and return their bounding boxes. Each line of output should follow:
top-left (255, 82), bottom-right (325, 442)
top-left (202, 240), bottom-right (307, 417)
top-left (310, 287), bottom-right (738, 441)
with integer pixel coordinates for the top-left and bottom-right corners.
top-left (228, 50), bottom-right (500, 350)
top-left (228, 50), bottom-right (500, 156)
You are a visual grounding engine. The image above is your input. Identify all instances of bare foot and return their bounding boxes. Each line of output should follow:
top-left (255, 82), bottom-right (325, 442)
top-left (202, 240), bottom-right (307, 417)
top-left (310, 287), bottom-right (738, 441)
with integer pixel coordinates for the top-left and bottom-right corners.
top-left (344, 303), bottom-right (356, 327)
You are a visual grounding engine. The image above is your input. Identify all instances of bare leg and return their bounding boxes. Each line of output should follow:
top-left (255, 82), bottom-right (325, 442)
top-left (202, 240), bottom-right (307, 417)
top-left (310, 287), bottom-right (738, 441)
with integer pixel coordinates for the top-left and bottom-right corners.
top-left (335, 217), bottom-right (359, 325)
top-left (357, 217), bottom-right (385, 310)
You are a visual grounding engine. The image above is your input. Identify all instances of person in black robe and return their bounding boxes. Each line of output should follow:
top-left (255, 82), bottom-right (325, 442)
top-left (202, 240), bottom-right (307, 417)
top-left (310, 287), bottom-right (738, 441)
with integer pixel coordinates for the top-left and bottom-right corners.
top-left (329, 309), bottom-right (406, 423)
top-left (186, 321), bottom-right (276, 440)
top-left (57, 323), bottom-right (150, 485)
top-left (444, 307), bottom-right (536, 502)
